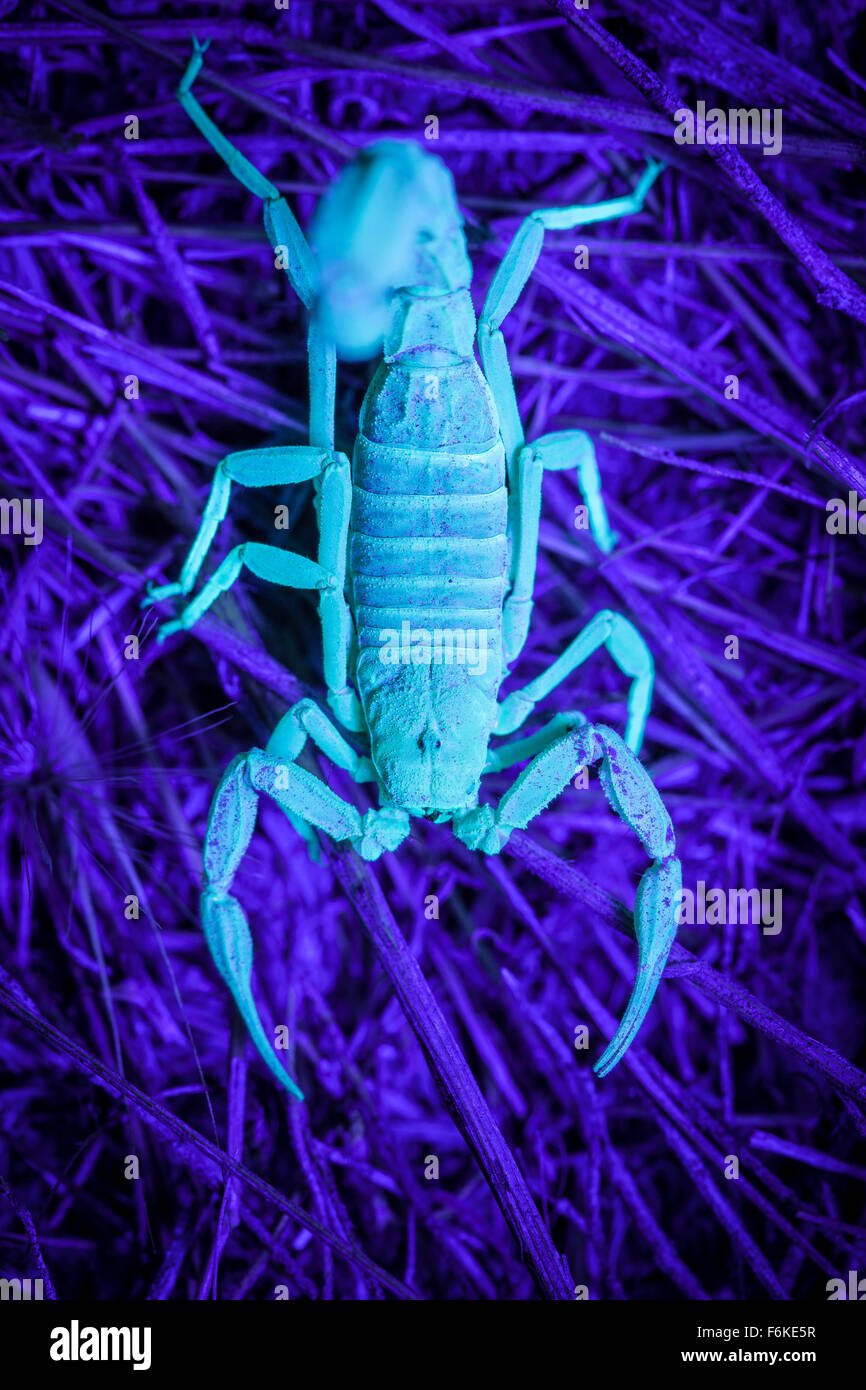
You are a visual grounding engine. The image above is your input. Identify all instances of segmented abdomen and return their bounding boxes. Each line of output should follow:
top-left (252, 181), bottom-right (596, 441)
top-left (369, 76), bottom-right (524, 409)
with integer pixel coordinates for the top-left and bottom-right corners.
top-left (349, 359), bottom-right (508, 686)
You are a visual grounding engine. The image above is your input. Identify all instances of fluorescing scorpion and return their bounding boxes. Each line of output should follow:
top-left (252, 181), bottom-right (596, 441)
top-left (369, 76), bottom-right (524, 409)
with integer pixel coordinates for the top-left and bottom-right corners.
top-left (145, 40), bottom-right (681, 1100)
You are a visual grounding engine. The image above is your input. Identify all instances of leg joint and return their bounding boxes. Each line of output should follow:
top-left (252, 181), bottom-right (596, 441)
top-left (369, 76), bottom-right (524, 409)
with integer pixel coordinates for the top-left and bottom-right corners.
top-left (292, 697), bottom-right (319, 726)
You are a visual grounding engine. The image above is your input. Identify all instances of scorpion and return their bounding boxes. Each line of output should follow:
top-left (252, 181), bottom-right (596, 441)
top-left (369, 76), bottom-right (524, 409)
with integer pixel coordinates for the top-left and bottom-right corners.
top-left (146, 40), bottom-right (682, 1101)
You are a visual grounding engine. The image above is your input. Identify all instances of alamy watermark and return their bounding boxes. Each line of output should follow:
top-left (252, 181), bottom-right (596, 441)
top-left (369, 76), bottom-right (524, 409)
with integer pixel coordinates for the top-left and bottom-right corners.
top-left (677, 881), bottom-right (782, 935)
top-left (0, 497), bottom-right (43, 545)
top-left (674, 102), bottom-right (783, 156)
top-left (827, 1270), bottom-right (866, 1300)
top-left (49, 1321), bottom-right (152, 1371)
top-left (0, 1276), bottom-right (44, 1299)
top-left (379, 620), bottom-right (488, 676)
top-left (825, 491), bottom-right (865, 535)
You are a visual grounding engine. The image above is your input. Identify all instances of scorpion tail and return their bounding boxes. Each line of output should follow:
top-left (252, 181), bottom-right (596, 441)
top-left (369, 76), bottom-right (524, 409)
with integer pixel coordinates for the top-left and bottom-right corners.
top-left (310, 140), bottom-right (464, 359)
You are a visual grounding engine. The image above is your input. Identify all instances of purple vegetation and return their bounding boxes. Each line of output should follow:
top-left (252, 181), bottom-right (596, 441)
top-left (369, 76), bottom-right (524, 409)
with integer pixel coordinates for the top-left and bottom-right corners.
top-left (1, 0), bottom-right (866, 1301)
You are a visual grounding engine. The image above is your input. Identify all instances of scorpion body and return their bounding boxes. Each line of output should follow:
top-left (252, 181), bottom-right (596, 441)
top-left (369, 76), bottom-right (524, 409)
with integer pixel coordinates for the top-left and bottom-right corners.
top-left (147, 43), bottom-right (682, 1100)
top-left (351, 182), bottom-right (506, 816)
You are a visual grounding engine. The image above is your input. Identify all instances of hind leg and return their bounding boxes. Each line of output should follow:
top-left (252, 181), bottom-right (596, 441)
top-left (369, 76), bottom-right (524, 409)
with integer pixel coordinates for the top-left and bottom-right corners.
top-left (202, 705), bottom-right (408, 1097)
top-left (176, 42), bottom-right (336, 448)
top-left (455, 720), bottom-right (680, 1076)
top-left (477, 162), bottom-right (663, 664)
top-left (175, 42), bottom-right (363, 730)
top-left (478, 159), bottom-right (664, 470)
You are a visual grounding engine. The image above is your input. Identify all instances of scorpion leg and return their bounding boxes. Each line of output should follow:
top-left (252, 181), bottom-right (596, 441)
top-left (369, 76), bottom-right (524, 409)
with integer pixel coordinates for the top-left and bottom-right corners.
top-left (144, 440), bottom-right (363, 730)
top-left (176, 41), bottom-right (317, 313)
top-left (496, 607), bottom-right (654, 754)
top-left (175, 43), bottom-right (363, 729)
top-left (315, 451), bottom-right (365, 735)
top-left (154, 541), bottom-right (335, 642)
top-left (203, 722), bottom-right (408, 1096)
top-left (485, 710), bottom-right (587, 773)
top-left (144, 444), bottom-right (332, 608)
top-left (176, 42), bottom-right (334, 443)
top-left (499, 428), bottom-right (636, 668)
top-left (477, 161), bottom-right (663, 662)
top-left (455, 720), bottom-right (680, 1077)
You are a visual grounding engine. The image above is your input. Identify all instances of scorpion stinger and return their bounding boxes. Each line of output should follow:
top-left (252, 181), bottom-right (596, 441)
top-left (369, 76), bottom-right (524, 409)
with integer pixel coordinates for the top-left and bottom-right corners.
top-left (309, 140), bottom-right (455, 360)
top-left (149, 40), bottom-right (679, 1097)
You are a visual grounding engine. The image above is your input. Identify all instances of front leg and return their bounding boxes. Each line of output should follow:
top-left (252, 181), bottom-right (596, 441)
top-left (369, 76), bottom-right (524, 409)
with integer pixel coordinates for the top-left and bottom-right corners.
top-left (454, 719), bottom-right (680, 1077)
top-left (496, 606), bottom-right (654, 754)
top-left (265, 697), bottom-right (376, 860)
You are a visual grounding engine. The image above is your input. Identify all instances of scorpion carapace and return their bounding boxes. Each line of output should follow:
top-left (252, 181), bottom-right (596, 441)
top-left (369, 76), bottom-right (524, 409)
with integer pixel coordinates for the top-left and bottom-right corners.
top-left (146, 40), bottom-right (681, 1100)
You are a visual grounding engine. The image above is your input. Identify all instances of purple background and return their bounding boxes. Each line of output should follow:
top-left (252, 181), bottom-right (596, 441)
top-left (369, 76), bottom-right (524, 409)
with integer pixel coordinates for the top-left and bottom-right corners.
top-left (1, 0), bottom-right (865, 1300)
